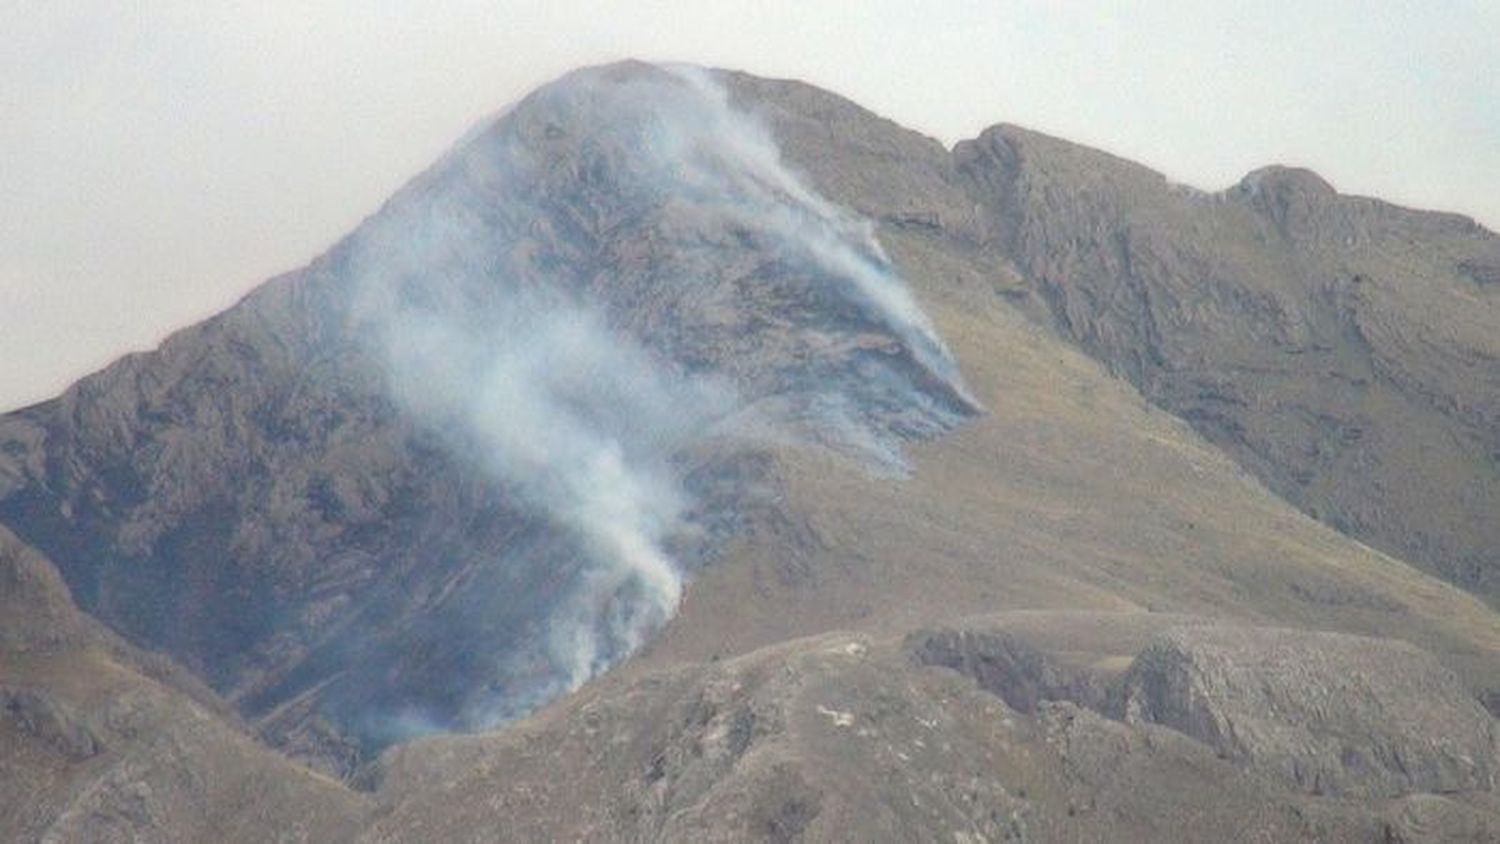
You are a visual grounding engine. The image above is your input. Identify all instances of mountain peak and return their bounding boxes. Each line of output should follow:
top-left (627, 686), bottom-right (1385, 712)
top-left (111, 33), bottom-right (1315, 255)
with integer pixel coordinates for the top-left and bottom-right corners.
top-left (1235, 163), bottom-right (1336, 199)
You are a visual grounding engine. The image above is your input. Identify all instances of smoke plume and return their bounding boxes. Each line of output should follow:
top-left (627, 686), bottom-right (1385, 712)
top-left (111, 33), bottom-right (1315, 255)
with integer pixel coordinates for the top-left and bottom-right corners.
top-left (339, 62), bottom-right (974, 732)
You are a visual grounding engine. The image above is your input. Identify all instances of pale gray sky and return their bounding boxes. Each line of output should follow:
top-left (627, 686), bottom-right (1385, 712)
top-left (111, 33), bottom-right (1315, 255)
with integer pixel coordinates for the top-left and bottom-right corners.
top-left (3, 2), bottom-right (1497, 411)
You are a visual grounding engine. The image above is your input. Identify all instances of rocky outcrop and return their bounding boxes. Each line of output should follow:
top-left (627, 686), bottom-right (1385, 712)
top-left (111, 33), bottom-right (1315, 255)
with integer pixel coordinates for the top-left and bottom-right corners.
top-left (371, 621), bottom-right (1500, 842)
top-left (367, 633), bottom-right (1030, 842)
top-left (1117, 626), bottom-right (1498, 798)
top-left (905, 626), bottom-right (1107, 713)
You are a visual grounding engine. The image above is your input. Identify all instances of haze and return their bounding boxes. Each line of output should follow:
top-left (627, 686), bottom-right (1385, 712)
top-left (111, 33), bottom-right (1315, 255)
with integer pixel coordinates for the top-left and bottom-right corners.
top-left (3, 1), bottom-right (1497, 411)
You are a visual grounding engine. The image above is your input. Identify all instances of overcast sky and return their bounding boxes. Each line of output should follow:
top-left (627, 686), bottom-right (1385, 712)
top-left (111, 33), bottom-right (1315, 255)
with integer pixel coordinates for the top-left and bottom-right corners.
top-left (3, 2), bottom-right (1497, 411)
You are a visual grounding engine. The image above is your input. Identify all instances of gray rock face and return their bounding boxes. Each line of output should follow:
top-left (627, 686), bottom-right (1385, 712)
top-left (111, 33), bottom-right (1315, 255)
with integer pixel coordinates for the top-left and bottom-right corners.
top-left (1117, 626), bottom-right (1499, 797)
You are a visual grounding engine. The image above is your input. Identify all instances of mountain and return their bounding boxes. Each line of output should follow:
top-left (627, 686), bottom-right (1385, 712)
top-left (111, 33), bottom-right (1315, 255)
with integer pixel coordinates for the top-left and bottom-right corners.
top-left (957, 126), bottom-right (1500, 599)
top-left (0, 62), bottom-right (977, 767)
top-left (2, 61), bottom-right (1498, 840)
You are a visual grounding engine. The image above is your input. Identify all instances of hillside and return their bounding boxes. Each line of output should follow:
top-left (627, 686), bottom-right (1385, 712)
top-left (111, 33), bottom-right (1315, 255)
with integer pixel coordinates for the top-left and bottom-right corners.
top-left (0, 526), bottom-right (369, 841)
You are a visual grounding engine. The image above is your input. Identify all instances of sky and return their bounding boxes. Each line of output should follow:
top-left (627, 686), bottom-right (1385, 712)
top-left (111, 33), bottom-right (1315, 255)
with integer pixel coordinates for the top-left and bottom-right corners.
top-left (3, 1), bottom-right (1497, 411)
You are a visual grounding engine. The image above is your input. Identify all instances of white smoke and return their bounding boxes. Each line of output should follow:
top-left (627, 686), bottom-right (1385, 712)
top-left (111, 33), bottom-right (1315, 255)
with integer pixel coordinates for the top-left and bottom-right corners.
top-left (341, 63), bottom-right (973, 731)
top-left (367, 276), bottom-right (737, 702)
top-left (657, 65), bottom-right (974, 405)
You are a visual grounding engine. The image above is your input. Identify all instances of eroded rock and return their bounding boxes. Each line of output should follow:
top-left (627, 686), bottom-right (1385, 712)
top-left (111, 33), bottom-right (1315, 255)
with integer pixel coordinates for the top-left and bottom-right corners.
top-left (1117, 626), bottom-right (1498, 797)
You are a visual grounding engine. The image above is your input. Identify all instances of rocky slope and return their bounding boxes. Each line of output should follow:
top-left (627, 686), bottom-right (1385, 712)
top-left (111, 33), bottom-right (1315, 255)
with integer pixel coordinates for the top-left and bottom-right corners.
top-left (1115, 625), bottom-right (1496, 799)
top-left (2, 62), bottom-right (1498, 840)
top-left (369, 615), bottom-right (1498, 842)
top-left (955, 124), bottom-right (1500, 600)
